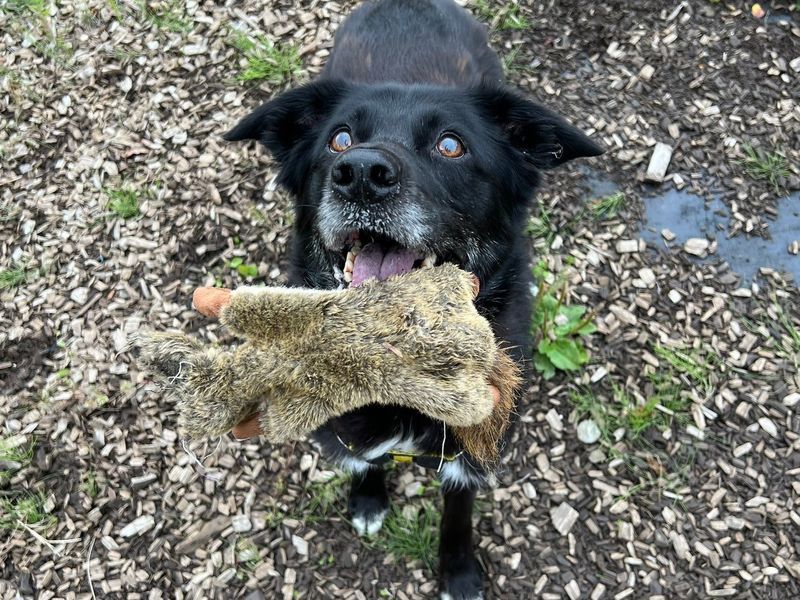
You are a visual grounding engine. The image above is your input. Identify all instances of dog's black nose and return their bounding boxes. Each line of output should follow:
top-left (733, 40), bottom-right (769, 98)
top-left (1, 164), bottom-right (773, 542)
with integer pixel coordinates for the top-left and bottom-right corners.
top-left (330, 148), bottom-right (400, 203)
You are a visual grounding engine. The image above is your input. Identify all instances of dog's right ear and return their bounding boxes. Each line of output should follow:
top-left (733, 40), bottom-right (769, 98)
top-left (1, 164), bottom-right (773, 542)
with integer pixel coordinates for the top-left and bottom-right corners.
top-left (224, 80), bottom-right (351, 163)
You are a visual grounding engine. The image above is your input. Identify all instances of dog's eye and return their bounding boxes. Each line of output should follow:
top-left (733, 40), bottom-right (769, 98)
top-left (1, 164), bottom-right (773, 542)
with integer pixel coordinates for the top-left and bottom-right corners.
top-left (436, 134), bottom-right (465, 159)
top-left (329, 129), bottom-right (352, 153)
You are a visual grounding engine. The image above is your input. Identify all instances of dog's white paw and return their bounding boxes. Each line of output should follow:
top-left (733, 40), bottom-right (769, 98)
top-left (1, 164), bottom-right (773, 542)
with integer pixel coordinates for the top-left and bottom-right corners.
top-left (351, 508), bottom-right (388, 537)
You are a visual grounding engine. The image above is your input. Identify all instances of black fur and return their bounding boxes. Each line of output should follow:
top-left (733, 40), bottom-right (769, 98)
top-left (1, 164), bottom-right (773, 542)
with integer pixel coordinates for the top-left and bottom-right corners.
top-left (225, 1), bottom-right (602, 597)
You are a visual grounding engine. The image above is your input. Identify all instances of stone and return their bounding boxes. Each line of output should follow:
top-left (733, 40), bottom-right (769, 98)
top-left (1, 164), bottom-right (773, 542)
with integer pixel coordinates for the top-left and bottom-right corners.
top-left (232, 514), bottom-right (252, 533)
top-left (291, 534), bottom-right (308, 556)
top-left (684, 238), bottom-right (710, 257)
top-left (551, 502), bottom-right (579, 535)
top-left (645, 142), bottom-right (673, 182)
top-left (70, 287), bottom-right (89, 304)
top-left (577, 419), bottom-right (601, 444)
top-left (661, 228), bottom-right (676, 241)
top-left (668, 289), bottom-right (682, 304)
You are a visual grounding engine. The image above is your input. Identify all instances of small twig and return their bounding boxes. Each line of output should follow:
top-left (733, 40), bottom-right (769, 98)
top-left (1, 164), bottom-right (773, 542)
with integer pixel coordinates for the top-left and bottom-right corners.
top-left (17, 521), bottom-right (80, 556)
top-left (181, 438), bottom-right (223, 481)
top-left (86, 537), bottom-right (97, 600)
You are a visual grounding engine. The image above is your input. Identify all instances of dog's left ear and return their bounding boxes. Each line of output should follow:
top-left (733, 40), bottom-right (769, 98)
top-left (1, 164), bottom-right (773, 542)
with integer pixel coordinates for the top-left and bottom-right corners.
top-left (224, 80), bottom-right (351, 163)
top-left (473, 88), bottom-right (603, 169)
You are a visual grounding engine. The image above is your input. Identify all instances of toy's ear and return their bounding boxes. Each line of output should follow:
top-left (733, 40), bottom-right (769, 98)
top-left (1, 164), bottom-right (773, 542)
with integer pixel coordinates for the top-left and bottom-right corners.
top-left (224, 79), bottom-right (351, 164)
top-left (472, 87), bottom-right (603, 170)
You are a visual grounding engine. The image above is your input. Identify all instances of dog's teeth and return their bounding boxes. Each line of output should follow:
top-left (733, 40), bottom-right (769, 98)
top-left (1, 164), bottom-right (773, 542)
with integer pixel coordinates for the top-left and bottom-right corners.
top-left (344, 255), bottom-right (354, 273)
top-left (421, 253), bottom-right (436, 269)
top-left (343, 270), bottom-right (352, 282)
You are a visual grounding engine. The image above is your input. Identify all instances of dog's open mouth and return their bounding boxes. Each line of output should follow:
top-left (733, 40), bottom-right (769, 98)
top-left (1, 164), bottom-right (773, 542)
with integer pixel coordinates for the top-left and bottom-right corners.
top-left (333, 232), bottom-right (438, 288)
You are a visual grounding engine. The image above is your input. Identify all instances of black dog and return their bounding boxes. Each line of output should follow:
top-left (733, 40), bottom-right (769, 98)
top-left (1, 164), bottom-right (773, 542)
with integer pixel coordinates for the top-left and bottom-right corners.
top-left (225, 0), bottom-right (602, 597)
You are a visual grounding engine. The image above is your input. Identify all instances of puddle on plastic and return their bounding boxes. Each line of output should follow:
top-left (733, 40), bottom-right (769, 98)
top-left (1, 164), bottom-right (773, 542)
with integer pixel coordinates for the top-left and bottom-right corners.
top-left (582, 171), bottom-right (800, 285)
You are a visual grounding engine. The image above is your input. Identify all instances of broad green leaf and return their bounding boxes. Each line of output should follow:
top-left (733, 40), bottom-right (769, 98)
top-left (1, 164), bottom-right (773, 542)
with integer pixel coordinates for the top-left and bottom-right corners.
top-left (541, 339), bottom-right (586, 371)
top-left (559, 305), bottom-right (586, 323)
top-left (228, 257), bottom-right (243, 268)
top-left (533, 351), bottom-right (556, 379)
top-left (237, 264), bottom-right (258, 278)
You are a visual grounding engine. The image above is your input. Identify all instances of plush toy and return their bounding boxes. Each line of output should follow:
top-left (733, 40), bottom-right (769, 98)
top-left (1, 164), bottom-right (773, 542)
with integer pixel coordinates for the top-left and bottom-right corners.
top-left (136, 265), bottom-right (520, 464)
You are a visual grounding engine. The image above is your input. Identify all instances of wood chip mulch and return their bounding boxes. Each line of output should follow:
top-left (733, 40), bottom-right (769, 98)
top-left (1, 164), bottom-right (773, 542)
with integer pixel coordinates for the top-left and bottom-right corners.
top-left (1, 1), bottom-right (798, 599)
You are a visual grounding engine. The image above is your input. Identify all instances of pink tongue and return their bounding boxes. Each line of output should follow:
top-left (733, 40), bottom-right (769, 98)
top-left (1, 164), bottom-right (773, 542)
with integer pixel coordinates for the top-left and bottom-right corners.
top-left (351, 243), bottom-right (418, 287)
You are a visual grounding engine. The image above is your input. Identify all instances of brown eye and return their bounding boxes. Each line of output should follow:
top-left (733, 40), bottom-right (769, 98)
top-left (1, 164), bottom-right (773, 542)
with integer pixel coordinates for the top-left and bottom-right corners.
top-left (329, 129), bottom-right (352, 153)
top-left (436, 134), bottom-right (465, 158)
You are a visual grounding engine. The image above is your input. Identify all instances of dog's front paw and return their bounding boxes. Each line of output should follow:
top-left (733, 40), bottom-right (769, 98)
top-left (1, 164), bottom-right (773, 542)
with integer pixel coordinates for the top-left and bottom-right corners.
top-left (440, 556), bottom-right (484, 600)
top-left (349, 491), bottom-right (389, 537)
top-left (348, 469), bottom-right (389, 537)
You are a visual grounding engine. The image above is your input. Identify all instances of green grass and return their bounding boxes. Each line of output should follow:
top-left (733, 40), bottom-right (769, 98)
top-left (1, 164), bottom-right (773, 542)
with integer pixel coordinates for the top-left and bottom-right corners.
top-left (614, 381), bottom-right (688, 440)
top-left (106, 187), bottom-right (141, 219)
top-left (236, 538), bottom-right (260, 576)
top-left (498, 4), bottom-right (529, 30)
top-left (374, 503), bottom-right (439, 571)
top-left (571, 372), bottom-right (689, 444)
top-left (317, 552), bottom-right (335, 567)
top-left (531, 261), bottom-right (596, 379)
top-left (300, 473), bottom-right (348, 522)
top-left (0, 491), bottom-right (55, 530)
top-left (112, 48), bottom-right (143, 63)
top-left (526, 199), bottom-right (555, 245)
top-left (229, 32), bottom-right (302, 85)
top-left (473, 0), bottom-right (529, 30)
top-left (774, 302), bottom-right (800, 367)
top-left (138, 1), bottom-right (192, 34)
top-left (227, 257), bottom-right (258, 279)
top-left (741, 144), bottom-right (791, 195)
top-left (80, 471), bottom-right (100, 498)
top-left (0, 266), bottom-right (28, 290)
top-left (776, 305), bottom-right (800, 353)
top-left (502, 46), bottom-right (528, 76)
top-left (31, 35), bottom-right (73, 64)
top-left (589, 191), bottom-right (626, 219)
top-left (0, 438), bottom-right (35, 485)
top-left (570, 389), bottom-right (617, 443)
top-left (5, 0), bottom-right (48, 16)
top-left (653, 344), bottom-right (717, 394)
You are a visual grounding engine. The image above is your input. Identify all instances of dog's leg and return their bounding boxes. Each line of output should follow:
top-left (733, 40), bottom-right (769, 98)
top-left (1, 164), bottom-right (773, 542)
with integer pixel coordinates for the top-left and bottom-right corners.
top-left (348, 466), bottom-right (389, 537)
top-left (439, 486), bottom-right (483, 600)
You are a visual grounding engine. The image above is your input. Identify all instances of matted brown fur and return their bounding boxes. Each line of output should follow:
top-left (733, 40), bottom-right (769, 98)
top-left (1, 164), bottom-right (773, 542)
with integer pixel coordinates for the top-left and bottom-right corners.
top-left (137, 265), bottom-right (521, 465)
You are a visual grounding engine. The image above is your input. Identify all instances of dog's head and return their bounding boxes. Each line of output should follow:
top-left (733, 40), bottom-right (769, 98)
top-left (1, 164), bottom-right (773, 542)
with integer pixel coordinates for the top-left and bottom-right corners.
top-left (225, 80), bottom-right (602, 287)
